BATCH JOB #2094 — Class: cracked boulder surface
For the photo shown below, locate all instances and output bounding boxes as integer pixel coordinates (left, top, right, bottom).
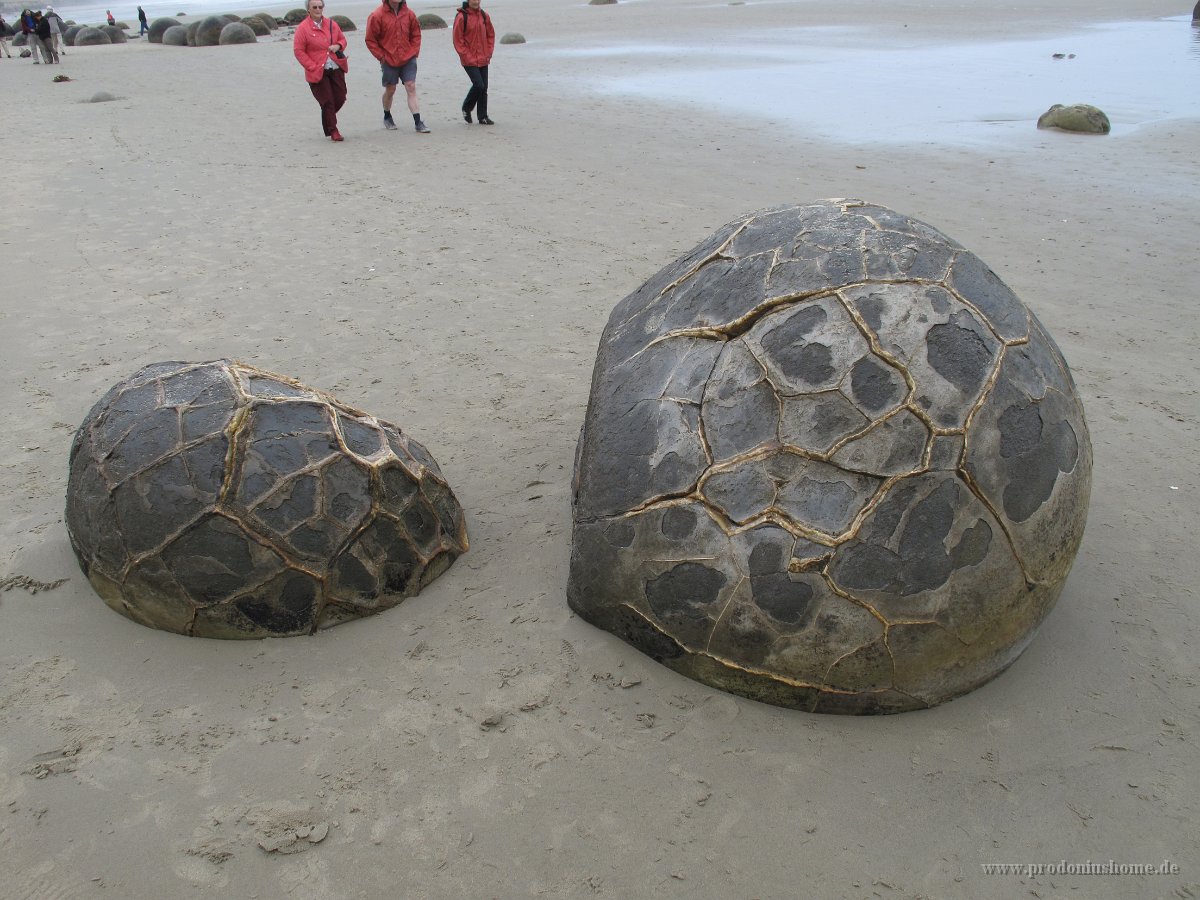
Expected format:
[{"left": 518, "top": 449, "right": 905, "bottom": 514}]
[
  {"left": 66, "top": 360, "right": 469, "bottom": 638},
  {"left": 568, "top": 199, "right": 1092, "bottom": 714}
]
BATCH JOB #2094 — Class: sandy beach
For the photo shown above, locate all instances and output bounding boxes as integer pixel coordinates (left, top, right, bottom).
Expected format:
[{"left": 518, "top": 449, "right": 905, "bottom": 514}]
[{"left": 2, "top": 0, "right": 1198, "bottom": 896}]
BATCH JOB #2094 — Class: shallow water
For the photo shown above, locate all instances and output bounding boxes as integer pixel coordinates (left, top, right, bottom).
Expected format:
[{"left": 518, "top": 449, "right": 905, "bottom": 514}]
[
  {"left": 40, "top": 0, "right": 278, "bottom": 26},
  {"left": 554, "top": 16, "right": 1200, "bottom": 146}
]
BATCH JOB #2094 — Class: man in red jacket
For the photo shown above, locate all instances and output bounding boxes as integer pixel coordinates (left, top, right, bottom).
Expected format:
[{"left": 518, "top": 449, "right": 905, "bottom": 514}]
[{"left": 365, "top": 0, "right": 429, "bottom": 133}]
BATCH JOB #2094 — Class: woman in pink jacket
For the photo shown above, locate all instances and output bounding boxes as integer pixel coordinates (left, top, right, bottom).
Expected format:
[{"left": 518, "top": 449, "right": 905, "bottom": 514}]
[
  {"left": 453, "top": 0, "right": 495, "bottom": 125},
  {"left": 294, "top": 0, "right": 350, "bottom": 141}
]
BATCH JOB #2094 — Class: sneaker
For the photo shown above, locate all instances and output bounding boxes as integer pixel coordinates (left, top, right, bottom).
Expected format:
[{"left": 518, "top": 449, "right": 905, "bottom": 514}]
[
  {"left": 383, "top": 112, "right": 397, "bottom": 130},
  {"left": 462, "top": 109, "right": 472, "bottom": 124},
  {"left": 414, "top": 120, "right": 430, "bottom": 134},
  {"left": 478, "top": 117, "right": 495, "bottom": 126},
  {"left": 330, "top": 130, "right": 344, "bottom": 142}
]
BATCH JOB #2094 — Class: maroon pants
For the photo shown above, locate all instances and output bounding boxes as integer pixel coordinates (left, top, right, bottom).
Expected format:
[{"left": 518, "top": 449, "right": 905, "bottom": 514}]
[{"left": 309, "top": 68, "right": 347, "bottom": 136}]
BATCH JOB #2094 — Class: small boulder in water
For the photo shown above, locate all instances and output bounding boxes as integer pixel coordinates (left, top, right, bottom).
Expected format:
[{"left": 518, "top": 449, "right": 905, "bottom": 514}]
[{"left": 1037, "top": 103, "right": 1110, "bottom": 135}]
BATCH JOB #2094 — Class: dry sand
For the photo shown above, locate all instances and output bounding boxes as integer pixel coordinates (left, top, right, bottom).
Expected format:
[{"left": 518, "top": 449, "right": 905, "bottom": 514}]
[{"left": 2, "top": 0, "right": 1197, "bottom": 897}]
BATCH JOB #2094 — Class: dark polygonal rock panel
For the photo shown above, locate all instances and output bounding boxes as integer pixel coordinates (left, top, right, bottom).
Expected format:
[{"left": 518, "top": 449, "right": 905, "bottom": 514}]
[
  {"left": 569, "top": 199, "right": 1092, "bottom": 713},
  {"left": 66, "top": 360, "right": 469, "bottom": 639}
]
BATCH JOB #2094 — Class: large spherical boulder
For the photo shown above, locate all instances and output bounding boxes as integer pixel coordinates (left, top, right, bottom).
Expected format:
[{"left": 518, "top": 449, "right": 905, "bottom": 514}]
[
  {"left": 417, "top": 13, "right": 446, "bottom": 28},
  {"left": 499, "top": 32, "right": 525, "bottom": 44},
  {"left": 253, "top": 12, "right": 278, "bottom": 28},
  {"left": 219, "top": 21, "right": 256, "bottom": 43},
  {"left": 63, "top": 24, "right": 83, "bottom": 44},
  {"left": 1037, "top": 103, "right": 1110, "bottom": 135},
  {"left": 186, "top": 20, "right": 201, "bottom": 44},
  {"left": 66, "top": 360, "right": 469, "bottom": 639},
  {"left": 195, "top": 14, "right": 229, "bottom": 45},
  {"left": 331, "top": 14, "right": 355, "bottom": 30},
  {"left": 148, "top": 16, "right": 180, "bottom": 42},
  {"left": 162, "top": 24, "right": 188, "bottom": 45},
  {"left": 283, "top": 8, "right": 307, "bottom": 24},
  {"left": 241, "top": 16, "right": 270, "bottom": 35},
  {"left": 101, "top": 24, "right": 127, "bottom": 42},
  {"left": 568, "top": 199, "right": 1092, "bottom": 714},
  {"left": 74, "top": 26, "right": 112, "bottom": 45},
  {"left": 13, "top": 32, "right": 27, "bottom": 46}
]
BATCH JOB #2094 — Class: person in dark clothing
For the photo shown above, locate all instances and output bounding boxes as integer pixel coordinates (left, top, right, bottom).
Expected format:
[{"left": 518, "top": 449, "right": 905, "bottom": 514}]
[
  {"left": 453, "top": 0, "right": 495, "bottom": 125},
  {"left": 137, "top": 5, "right": 148, "bottom": 35},
  {"left": 34, "top": 10, "right": 54, "bottom": 63}
]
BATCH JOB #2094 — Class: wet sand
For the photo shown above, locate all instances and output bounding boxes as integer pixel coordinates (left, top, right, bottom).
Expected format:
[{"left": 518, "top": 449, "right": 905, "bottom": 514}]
[{"left": 2, "top": 0, "right": 1197, "bottom": 896}]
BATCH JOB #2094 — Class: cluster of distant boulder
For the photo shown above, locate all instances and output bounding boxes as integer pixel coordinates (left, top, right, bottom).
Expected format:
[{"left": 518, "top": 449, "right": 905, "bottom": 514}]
[{"left": 148, "top": 12, "right": 295, "bottom": 47}]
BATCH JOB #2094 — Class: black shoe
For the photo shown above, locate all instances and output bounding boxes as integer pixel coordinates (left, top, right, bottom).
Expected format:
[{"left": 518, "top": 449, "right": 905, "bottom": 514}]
[
  {"left": 463, "top": 109, "right": 472, "bottom": 124},
  {"left": 383, "top": 112, "right": 397, "bottom": 130},
  {"left": 415, "top": 120, "right": 430, "bottom": 134},
  {"left": 478, "top": 117, "right": 495, "bottom": 125}
]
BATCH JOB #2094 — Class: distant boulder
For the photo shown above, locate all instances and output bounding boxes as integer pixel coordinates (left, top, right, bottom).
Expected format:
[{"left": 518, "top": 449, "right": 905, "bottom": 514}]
[
  {"left": 186, "top": 20, "right": 201, "bottom": 44},
  {"left": 331, "top": 13, "right": 355, "bottom": 30},
  {"left": 148, "top": 16, "right": 180, "bottom": 42},
  {"left": 241, "top": 15, "right": 270, "bottom": 35},
  {"left": 417, "top": 13, "right": 446, "bottom": 28},
  {"left": 222, "top": 12, "right": 242, "bottom": 20},
  {"left": 1194, "top": 0, "right": 1199, "bottom": 22},
  {"left": 12, "top": 32, "right": 27, "bottom": 45},
  {"left": 64, "top": 25, "right": 83, "bottom": 44},
  {"left": 162, "top": 24, "right": 188, "bottom": 45},
  {"left": 252, "top": 12, "right": 278, "bottom": 28},
  {"left": 101, "top": 25, "right": 127, "bottom": 42},
  {"left": 499, "top": 32, "right": 525, "bottom": 44},
  {"left": 589, "top": 0, "right": 617, "bottom": 5},
  {"left": 1037, "top": 103, "right": 1110, "bottom": 135},
  {"left": 195, "top": 14, "right": 229, "bottom": 45},
  {"left": 283, "top": 8, "right": 307, "bottom": 24},
  {"left": 74, "top": 26, "right": 112, "bottom": 45},
  {"left": 219, "top": 21, "right": 256, "bottom": 43}
]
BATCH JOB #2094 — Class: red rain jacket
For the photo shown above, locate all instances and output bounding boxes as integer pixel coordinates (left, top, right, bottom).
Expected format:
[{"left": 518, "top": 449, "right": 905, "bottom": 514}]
[
  {"left": 293, "top": 15, "right": 348, "bottom": 83},
  {"left": 453, "top": 5, "right": 494, "bottom": 67},
  {"left": 365, "top": 0, "right": 421, "bottom": 67}
]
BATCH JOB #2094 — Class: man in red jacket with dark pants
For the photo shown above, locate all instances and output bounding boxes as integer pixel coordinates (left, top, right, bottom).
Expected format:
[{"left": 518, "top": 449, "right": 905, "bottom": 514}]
[{"left": 365, "top": 0, "right": 429, "bottom": 133}]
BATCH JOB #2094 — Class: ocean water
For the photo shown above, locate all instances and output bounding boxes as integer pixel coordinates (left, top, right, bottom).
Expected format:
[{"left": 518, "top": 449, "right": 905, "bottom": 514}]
[
  {"left": 553, "top": 15, "right": 1200, "bottom": 145},
  {"left": 32, "top": 0, "right": 283, "bottom": 24}
]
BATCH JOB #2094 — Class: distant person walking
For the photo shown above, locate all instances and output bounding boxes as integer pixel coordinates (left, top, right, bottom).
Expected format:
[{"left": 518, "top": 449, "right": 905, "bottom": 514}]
[
  {"left": 20, "top": 9, "right": 43, "bottom": 64},
  {"left": 0, "top": 15, "right": 14, "bottom": 57},
  {"left": 293, "top": 0, "right": 349, "bottom": 141},
  {"left": 453, "top": 0, "right": 495, "bottom": 125},
  {"left": 137, "top": 5, "right": 148, "bottom": 35},
  {"left": 365, "top": 0, "right": 428, "bottom": 133},
  {"left": 45, "top": 5, "right": 63, "bottom": 60},
  {"left": 33, "top": 10, "right": 53, "bottom": 63}
]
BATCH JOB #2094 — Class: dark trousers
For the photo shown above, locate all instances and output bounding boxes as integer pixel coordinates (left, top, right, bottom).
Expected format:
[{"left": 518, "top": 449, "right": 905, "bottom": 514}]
[
  {"left": 309, "top": 68, "right": 347, "bottom": 136},
  {"left": 462, "top": 65, "right": 488, "bottom": 119}
]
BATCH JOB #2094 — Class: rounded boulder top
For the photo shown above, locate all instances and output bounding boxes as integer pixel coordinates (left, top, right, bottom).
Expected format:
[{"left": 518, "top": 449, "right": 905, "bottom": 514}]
[
  {"left": 66, "top": 360, "right": 469, "bottom": 639},
  {"left": 568, "top": 199, "right": 1092, "bottom": 714}
]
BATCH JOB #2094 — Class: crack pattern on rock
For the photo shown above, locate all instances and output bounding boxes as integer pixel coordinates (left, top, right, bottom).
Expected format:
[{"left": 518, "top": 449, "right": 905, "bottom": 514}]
[
  {"left": 569, "top": 200, "right": 1091, "bottom": 714},
  {"left": 66, "top": 360, "right": 470, "bottom": 639}
]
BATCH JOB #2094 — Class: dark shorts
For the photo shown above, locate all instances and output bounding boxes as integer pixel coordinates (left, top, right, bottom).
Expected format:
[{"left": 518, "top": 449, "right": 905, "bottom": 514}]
[{"left": 381, "top": 59, "right": 417, "bottom": 86}]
